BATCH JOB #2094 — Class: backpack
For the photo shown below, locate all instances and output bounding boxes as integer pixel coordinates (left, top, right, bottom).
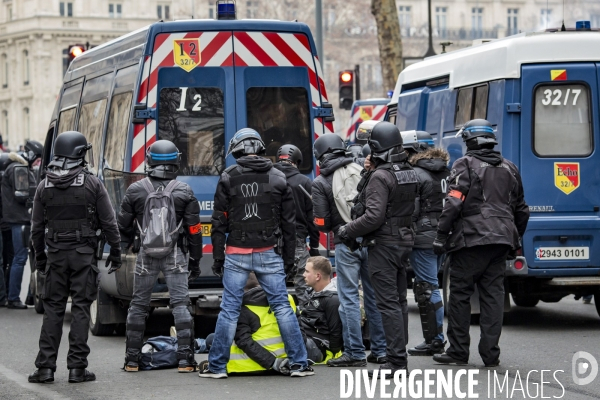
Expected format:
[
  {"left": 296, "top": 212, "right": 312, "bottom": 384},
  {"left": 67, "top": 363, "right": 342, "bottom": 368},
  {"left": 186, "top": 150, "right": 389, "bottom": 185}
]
[
  {"left": 140, "top": 336, "right": 178, "bottom": 370},
  {"left": 136, "top": 178, "right": 183, "bottom": 259},
  {"left": 332, "top": 162, "right": 364, "bottom": 223}
]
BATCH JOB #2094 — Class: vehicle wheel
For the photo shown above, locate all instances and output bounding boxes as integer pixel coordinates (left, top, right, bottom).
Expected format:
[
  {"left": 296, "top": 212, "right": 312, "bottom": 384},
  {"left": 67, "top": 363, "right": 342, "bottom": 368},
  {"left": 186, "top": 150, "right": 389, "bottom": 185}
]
[
  {"left": 89, "top": 287, "right": 116, "bottom": 336},
  {"left": 594, "top": 293, "right": 600, "bottom": 319},
  {"left": 511, "top": 293, "right": 539, "bottom": 307}
]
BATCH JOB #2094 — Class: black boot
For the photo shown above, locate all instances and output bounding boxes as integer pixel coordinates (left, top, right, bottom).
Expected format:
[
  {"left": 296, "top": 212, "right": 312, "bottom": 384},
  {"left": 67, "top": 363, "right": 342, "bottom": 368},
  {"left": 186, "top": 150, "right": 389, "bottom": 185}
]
[
  {"left": 433, "top": 352, "right": 468, "bottom": 365},
  {"left": 68, "top": 369, "right": 96, "bottom": 383},
  {"left": 28, "top": 368, "right": 54, "bottom": 383},
  {"left": 124, "top": 349, "right": 140, "bottom": 372},
  {"left": 177, "top": 346, "right": 197, "bottom": 373},
  {"left": 408, "top": 339, "right": 446, "bottom": 356}
]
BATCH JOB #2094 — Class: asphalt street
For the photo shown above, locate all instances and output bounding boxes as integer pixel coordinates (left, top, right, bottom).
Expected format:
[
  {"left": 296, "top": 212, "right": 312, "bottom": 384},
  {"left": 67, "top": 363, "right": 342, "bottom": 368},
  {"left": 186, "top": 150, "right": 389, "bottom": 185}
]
[{"left": 1, "top": 271, "right": 599, "bottom": 400}]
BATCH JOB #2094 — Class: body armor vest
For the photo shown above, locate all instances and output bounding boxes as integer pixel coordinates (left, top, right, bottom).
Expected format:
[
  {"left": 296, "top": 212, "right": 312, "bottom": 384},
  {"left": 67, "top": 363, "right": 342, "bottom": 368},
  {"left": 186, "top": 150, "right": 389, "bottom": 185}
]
[
  {"left": 226, "top": 165, "right": 280, "bottom": 248},
  {"left": 44, "top": 173, "right": 97, "bottom": 248},
  {"left": 418, "top": 168, "right": 450, "bottom": 228}
]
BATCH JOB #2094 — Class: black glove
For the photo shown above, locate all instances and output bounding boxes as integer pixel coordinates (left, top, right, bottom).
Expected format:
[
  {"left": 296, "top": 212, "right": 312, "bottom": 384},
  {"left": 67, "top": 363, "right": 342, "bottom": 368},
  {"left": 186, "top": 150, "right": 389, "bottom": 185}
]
[
  {"left": 106, "top": 247, "right": 122, "bottom": 274},
  {"left": 337, "top": 225, "right": 359, "bottom": 251},
  {"left": 284, "top": 263, "right": 296, "bottom": 281},
  {"left": 433, "top": 232, "right": 448, "bottom": 256},
  {"left": 212, "top": 259, "right": 224, "bottom": 278},
  {"left": 35, "top": 252, "right": 47, "bottom": 274},
  {"left": 309, "top": 248, "right": 320, "bottom": 257},
  {"left": 507, "top": 249, "right": 517, "bottom": 261},
  {"left": 188, "top": 257, "right": 200, "bottom": 282}
]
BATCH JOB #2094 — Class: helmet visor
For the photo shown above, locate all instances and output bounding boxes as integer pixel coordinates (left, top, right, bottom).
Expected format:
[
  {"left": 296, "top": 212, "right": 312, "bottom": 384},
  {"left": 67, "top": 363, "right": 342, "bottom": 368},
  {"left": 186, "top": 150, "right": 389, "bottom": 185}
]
[{"left": 356, "top": 120, "right": 380, "bottom": 141}]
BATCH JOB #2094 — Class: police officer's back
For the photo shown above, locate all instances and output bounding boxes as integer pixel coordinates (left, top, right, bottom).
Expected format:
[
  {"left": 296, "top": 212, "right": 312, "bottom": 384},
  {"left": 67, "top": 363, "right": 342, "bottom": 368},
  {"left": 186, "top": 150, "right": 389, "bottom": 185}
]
[
  {"left": 29, "top": 131, "right": 121, "bottom": 384},
  {"left": 432, "top": 119, "right": 529, "bottom": 367}
]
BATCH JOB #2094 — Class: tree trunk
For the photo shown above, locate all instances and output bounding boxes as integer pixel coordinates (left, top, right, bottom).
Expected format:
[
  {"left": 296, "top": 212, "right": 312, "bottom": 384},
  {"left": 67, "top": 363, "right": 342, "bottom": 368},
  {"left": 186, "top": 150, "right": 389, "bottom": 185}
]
[{"left": 371, "top": 0, "right": 403, "bottom": 95}]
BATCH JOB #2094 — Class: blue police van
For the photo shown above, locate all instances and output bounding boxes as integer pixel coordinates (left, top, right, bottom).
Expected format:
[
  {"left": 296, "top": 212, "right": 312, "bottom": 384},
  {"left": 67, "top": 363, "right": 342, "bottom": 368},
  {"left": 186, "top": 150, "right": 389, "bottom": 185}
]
[
  {"left": 387, "top": 24, "right": 600, "bottom": 318},
  {"left": 31, "top": 3, "right": 335, "bottom": 334}
]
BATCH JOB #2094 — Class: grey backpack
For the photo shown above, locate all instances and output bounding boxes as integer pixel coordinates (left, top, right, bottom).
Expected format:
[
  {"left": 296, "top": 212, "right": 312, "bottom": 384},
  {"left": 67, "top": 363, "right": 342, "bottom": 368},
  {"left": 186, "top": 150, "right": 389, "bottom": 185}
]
[{"left": 136, "top": 178, "right": 183, "bottom": 259}]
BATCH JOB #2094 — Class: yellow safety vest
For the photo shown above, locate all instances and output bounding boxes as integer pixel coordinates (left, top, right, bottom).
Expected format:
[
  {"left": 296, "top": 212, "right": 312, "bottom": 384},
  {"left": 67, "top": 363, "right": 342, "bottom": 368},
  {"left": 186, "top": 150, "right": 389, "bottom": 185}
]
[{"left": 227, "top": 295, "right": 296, "bottom": 373}]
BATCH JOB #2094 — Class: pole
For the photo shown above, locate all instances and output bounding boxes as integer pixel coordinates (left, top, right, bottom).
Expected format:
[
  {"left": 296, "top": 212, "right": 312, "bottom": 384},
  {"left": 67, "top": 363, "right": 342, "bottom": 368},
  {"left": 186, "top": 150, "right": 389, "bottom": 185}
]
[
  {"left": 315, "top": 0, "right": 324, "bottom": 72},
  {"left": 424, "top": 0, "right": 436, "bottom": 57},
  {"left": 354, "top": 64, "right": 361, "bottom": 101},
  {"left": 192, "top": 0, "right": 195, "bottom": 18}
]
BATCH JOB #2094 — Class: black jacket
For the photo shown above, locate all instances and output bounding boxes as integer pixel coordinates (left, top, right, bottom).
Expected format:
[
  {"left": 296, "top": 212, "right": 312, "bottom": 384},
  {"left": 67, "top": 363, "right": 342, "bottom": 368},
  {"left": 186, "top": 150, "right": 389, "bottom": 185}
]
[
  {"left": 438, "top": 149, "right": 530, "bottom": 252},
  {"left": 117, "top": 176, "right": 202, "bottom": 261},
  {"left": 273, "top": 162, "right": 319, "bottom": 249},
  {"left": 31, "top": 167, "right": 121, "bottom": 254},
  {"left": 409, "top": 149, "right": 451, "bottom": 249},
  {"left": 211, "top": 156, "right": 296, "bottom": 265},
  {"left": 299, "top": 285, "right": 343, "bottom": 355},
  {"left": 1, "top": 154, "right": 35, "bottom": 225},
  {"left": 311, "top": 154, "right": 354, "bottom": 243}
]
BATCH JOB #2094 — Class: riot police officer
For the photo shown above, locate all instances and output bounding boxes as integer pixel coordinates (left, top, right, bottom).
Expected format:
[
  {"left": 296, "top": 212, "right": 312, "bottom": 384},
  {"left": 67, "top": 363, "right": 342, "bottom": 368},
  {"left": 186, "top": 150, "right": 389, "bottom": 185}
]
[
  {"left": 200, "top": 128, "right": 312, "bottom": 378},
  {"left": 402, "top": 131, "right": 450, "bottom": 356},
  {"left": 29, "top": 131, "right": 121, "bottom": 383},
  {"left": 338, "top": 121, "right": 418, "bottom": 375},
  {"left": 432, "top": 119, "right": 529, "bottom": 367},
  {"left": 118, "top": 140, "right": 202, "bottom": 373},
  {"left": 273, "top": 144, "right": 320, "bottom": 307}
]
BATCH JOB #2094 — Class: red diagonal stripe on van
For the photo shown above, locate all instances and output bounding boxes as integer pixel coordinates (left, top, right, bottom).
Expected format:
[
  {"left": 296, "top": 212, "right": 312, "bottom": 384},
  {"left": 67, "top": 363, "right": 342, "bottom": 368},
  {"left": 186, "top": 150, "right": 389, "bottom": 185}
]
[
  {"left": 373, "top": 107, "right": 386, "bottom": 121},
  {"left": 201, "top": 31, "right": 230, "bottom": 66},
  {"left": 152, "top": 31, "right": 172, "bottom": 52},
  {"left": 131, "top": 134, "right": 156, "bottom": 172},
  {"left": 234, "top": 32, "right": 277, "bottom": 66},
  {"left": 294, "top": 33, "right": 311, "bottom": 51}
]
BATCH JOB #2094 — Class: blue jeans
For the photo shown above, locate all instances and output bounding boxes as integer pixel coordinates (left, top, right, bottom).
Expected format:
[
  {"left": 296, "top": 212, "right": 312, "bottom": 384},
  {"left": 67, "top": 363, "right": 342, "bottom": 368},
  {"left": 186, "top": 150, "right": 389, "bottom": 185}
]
[
  {"left": 335, "top": 243, "right": 387, "bottom": 359},
  {"left": 8, "top": 224, "right": 28, "bottom": 302},
  {"left": 409, "top": 248, "right": 444, "bottom": 341},
  {"left": 208, "top": 249, "right": 307, "bottom": 373}
]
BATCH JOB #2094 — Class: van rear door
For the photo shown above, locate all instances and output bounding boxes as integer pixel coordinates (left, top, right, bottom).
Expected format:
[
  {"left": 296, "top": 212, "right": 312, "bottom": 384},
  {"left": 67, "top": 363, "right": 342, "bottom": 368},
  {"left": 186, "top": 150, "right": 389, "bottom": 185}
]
[{"left": 520, "top": 63, "right": 600, "bottom": 270}]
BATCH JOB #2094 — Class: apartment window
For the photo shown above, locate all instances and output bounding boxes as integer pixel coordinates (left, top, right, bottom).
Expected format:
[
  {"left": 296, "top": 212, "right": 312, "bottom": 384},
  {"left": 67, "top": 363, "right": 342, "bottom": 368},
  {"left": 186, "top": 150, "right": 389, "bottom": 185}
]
[
  {"left": 471, "top": 8, "right": 483, "bottom": 39},
  {"left": 541, "top": 9, "right": 552, "bottom": 29},
  {"left": 436, "top": 7, "right": 447, "bottom": 38},
  {"left": 22, "top": 50, "right": 29, "bottom": 86},
  {"left": 208, "top": 1, "right": 215, "bottom": 19},
  {"left": 157, "top": 4, "right": 170, "bottom": 20},
  {"left": 2, "top": 54, "right": 7, "bottom": 89},
  {"left": 109, "top": 3, "right": 122, "bottom": 18},
  {"left": 3, "top": 111, "right": 7, "bottom": 144},
  {"left": 246, "top": 1, "right": 259, "bottom": 19},
  {"left": 23, "top": 108, "right": 29, "bottom": 138},
  {"left": 398, "top": 6, "right": 412, "bottom": 36},
  {"left": 60, "top": 2, "right": 73, "bottom": 17},
  {"left": 6, "top": 5, "right": 12, "bottom": 21},
  {"left": 507, "top": 9, "right": 518, "bottom": 36}
]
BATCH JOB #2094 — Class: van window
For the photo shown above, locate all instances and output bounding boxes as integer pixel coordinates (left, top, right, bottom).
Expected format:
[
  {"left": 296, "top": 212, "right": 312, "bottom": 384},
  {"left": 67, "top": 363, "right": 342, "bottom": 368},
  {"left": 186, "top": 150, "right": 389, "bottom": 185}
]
[
  {"left": 57, "top": 107, "right": 77, "bottom": 134},
  {"left": 246, "top": 87, "right": 312, "bottom": 174},
  {"left": 78, "top": 99, "right": 108, "bottom": 168},
  {"left": 534, "top": 84, "right": 592, "bottom": 157},
  {"left": 104, "top": 92, "right": 132, "bottom": 171},
  {"left": 455, "top": 84, "right": 488, "bottom": 127},
  {"left": 158, "top": 87, "right": 225, "bottom": 176}
]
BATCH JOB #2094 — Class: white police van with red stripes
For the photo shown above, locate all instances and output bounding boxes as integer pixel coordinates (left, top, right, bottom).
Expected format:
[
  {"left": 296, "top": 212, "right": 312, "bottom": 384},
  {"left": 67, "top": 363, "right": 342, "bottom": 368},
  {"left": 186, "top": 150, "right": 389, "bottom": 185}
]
[{"left": 34, "top": 2, "right": 335, "bottom": 335}]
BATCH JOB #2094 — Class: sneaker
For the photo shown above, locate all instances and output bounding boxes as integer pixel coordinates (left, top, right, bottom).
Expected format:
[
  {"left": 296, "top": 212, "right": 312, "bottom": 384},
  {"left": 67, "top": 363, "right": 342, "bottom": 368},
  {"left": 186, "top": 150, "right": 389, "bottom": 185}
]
[
  {"left": 178, "top": 359, "right": 197, "bottom": 373},
  {"left": 290, "top": 364, "right": 315, "bottom": 377},
  {"left": 124, "top": 361, "right": 139, "bottom": 372},
  {"left": 198, "top": 361, "right": 227, "bottom": 379},
  {"left": 367, "top": 354, "right": 387, "bottom": 364},
  {"left": 327, "top": 353, "right": 367, "bottom": 367}
]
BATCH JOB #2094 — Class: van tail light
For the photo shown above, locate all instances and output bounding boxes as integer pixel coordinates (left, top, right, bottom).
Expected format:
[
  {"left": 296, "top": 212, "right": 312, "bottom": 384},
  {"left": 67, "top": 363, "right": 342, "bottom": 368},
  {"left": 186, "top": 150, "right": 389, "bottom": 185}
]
[
  {"left": 517, "top": 248, "right": 523, "bottom": 256},
  {"left": 514, "top": 260, "right": 524, "bottom": 270}
]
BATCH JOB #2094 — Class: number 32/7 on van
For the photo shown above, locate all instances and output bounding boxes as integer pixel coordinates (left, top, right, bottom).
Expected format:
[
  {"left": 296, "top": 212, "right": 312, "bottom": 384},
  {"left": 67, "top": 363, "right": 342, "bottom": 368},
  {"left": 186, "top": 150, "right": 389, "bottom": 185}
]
[{"left": 541, "top": 88, "right": 581, "bottom": 106}]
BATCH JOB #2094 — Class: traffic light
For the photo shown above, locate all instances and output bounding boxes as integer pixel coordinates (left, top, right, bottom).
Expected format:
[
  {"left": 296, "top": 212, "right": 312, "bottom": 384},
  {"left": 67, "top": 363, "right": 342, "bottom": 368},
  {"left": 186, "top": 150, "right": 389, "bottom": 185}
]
[
  {"left": 68, "top": 44, "right": 86, "bottom": 64},
  {"left": 339, "top": 70, "right": 354, "bottom": 110}
]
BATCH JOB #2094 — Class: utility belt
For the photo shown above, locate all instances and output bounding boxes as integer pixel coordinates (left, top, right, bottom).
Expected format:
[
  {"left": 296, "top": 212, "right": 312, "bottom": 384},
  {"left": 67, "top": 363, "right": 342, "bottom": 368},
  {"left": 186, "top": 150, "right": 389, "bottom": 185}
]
[
  {"left": 417, "top": 212, "right": 442, "bottom": 228},
  {"left": 47, "top": 220, "right": 97, "bottom": 244},
  {"left": 230, "top": 218, "right": 277, "bottom": 242}
]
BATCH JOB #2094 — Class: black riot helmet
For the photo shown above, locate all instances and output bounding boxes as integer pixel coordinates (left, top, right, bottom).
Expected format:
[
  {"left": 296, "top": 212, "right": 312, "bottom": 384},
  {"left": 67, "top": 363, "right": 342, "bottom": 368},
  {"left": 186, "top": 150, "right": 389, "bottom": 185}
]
[
  {"left": 145, "top": 140, "right": 181, "bottom": 179},
  {"left": 356, "top": 120, "right": 404, "bottom": 163},
  {"left": 346, "top": 144, "right": 363, "bottom": 159},
  {"left": 24, "top": 140, "right": 43, "bottom": 164},
  {"left": 227, "top": 128, "right": 266, "bottom": 159},
  {"left": 48, "top": 131, "right": 91, "bottom": 170},
  {"left": 457, "top": 119, "right": 497, "bottom": 150},
  {"left": 277, "top": 144, "right": 303, "bottom": 166},
  {"left": 401, "top": 130, "right": 434, "bottom": 154},
  {"left": 313, "top": 133, "right": 346, "bottom": 160}
]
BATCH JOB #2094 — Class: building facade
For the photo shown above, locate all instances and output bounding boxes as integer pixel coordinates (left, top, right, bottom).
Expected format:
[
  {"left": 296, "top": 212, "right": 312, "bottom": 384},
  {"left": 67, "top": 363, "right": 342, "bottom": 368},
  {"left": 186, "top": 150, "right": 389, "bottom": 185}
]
[{"left": 0, "top": 0, "right": 598, "bottom": 146}]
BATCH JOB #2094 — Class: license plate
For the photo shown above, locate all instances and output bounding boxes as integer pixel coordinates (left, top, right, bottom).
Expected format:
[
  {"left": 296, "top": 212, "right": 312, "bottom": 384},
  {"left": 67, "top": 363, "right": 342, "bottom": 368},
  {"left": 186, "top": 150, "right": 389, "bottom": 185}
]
[
  {"left": 202, "top": 224, "right": 211, "bottom": 237},
  {"left": 534, "top": 247, "right": 589, "bottom": 260}
]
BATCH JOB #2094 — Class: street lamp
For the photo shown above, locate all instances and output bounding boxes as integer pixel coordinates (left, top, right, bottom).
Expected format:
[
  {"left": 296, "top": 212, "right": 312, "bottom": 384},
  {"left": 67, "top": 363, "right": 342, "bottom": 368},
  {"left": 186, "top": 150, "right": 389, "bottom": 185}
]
[{"left": 424, "top": 0, "right": 436, "bottom": 57}]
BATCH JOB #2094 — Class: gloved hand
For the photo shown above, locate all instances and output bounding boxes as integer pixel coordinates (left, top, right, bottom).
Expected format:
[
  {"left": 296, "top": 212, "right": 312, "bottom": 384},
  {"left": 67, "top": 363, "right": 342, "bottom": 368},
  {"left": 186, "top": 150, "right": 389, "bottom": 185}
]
[
  {"left": 106, "top": 247, "right": 122, "bottom": 274},
  {"left": 337, "top": 225, "right": 350, "bottom": 242},
  {"left": 188, "top": 257, "right": 201, "bottom": 282},
  {"left": 272, "top": 358, "right": 290, "bottom": 375},
  {"left": 433, "top": 232, "right": 448, "bottom": 256},
  {"left": 285, "top": 263, "right": 296, "bottom": 281},
  {"left": 212, "top": 259, "right": 224, "bottom": 278},
  {"left": 507, "top": 249, "right": 517, "bottom": 261},
  {"left": 35, "top": 252, "right": 47, "bottom": 274},
  {"left": 309, "top": 248, "right": 320, "bottom": 257}
]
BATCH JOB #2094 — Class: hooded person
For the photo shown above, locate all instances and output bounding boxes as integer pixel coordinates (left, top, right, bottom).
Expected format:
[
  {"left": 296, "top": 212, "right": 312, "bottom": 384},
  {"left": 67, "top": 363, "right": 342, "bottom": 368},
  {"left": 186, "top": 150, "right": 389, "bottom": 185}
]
[{"left": 29, "top": 131, "right": 121, "bottom": 384}]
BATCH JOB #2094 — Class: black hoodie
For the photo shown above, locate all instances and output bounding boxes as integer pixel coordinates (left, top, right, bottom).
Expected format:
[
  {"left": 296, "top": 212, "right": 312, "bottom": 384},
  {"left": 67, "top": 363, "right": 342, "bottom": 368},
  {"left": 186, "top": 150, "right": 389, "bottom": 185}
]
[
  {"left": 273, "top": 162, "right": 320, "bottom": 249},
  {"left": 211, "top": 156, "right": 296, "bottom": 265},
  {"left": 311, "top": 154, "right": 354, "bottom": 243}
]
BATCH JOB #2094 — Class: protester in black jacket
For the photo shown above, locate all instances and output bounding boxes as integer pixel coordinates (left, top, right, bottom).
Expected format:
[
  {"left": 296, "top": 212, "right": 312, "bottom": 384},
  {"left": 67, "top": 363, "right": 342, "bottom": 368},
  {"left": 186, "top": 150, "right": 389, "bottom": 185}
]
[{"left": 273, "top": 144, "right": 320, "bottom": 307}]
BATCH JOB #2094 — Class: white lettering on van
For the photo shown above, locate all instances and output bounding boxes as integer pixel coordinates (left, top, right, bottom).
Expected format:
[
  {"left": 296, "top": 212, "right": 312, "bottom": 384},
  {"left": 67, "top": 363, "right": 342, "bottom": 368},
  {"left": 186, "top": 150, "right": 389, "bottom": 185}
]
[
  {"left": 198, "top": 201, "right": 214, "bottom": 211},
  {"left": 176, "top": 87, "right": 202, "bottom": 112}
]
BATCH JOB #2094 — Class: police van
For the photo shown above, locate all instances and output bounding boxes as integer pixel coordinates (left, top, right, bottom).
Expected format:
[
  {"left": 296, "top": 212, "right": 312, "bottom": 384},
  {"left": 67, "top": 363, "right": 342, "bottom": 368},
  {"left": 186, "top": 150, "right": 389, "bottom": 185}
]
[
  {"left": 387, "top": 23, "right": 600, "bottom": 318},
  {"left": 33, "top": 3, "right": 335, "bottom": 334},
  {"left": 344, "top": 98, "right": 389, "bottom": 144}
]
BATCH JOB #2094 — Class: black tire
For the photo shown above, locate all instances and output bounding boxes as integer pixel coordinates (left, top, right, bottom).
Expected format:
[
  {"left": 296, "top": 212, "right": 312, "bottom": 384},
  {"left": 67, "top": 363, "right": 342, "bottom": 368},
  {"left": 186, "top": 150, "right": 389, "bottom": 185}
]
[
  {"left": 594, "top": 293, "right": 600, "bottom": 319},
  {"left": 89, "top": 287, "right": 116, "bottom": 336},
  {"left": 511, "top": 293, "right": 539, "bottom": 307}
]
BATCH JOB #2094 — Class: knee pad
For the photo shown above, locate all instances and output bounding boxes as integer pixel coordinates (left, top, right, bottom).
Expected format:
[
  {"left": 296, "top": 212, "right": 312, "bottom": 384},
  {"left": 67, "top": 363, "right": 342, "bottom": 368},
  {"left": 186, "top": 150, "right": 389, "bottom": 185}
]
[{"left": 414, "top": 282, "right": 443, "bottom": 342}]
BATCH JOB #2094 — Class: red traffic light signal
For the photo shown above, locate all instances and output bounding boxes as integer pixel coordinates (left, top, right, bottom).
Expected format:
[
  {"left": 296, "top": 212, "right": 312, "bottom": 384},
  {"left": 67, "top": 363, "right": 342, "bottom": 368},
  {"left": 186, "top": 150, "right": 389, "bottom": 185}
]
[
  {"left": 340, "top": 71, "right": 353, "bottom": 83},
  {"left": 339, "top": 70, "right": 354, "bottom": 110}
]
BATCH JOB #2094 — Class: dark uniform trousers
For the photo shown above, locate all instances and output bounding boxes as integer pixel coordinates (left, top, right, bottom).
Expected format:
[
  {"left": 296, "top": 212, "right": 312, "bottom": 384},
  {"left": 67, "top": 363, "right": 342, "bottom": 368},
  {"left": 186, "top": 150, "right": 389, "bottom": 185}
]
[
  {"left": 446, "top": 244, "right": 510, "bottom": 365},
  {"left": 368, "top": 244, "right": 410, "bottom": 368},
  {"left": 35, "top": 247, "right": 98, "bottom": 371}
]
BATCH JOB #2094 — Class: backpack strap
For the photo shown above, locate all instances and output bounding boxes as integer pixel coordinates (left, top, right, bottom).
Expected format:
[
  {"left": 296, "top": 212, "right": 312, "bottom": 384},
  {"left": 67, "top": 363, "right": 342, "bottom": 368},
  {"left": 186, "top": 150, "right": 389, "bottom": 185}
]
[
  {"left": 140, "top": 177, "right": 156, "bottom": 194},
  {"left": 163, "top": 179, "right": 184, "bottom": 233}
]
